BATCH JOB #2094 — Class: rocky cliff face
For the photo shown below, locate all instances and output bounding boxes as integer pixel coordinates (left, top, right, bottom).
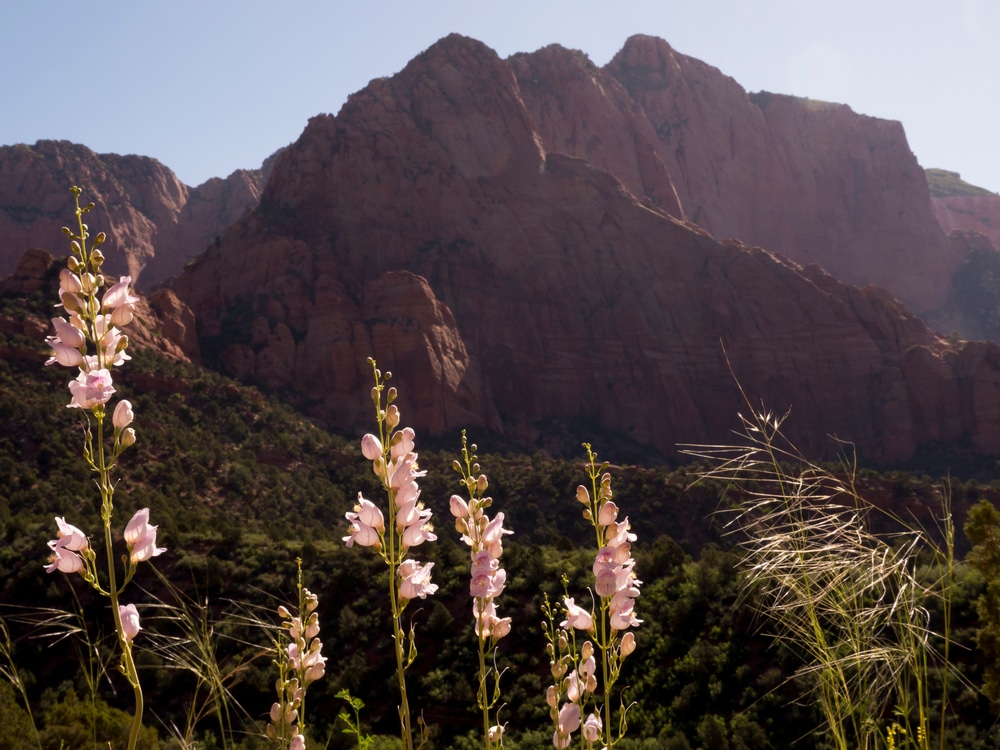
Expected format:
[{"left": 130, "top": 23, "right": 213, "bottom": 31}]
[
  {"left": 932, "top": 195, "right": 1000, "bottom": 250},
  {"left": 0, "top": 140, "right": 271, "bottom": 288},
  {"left": 604, "top": 36, "right": 959, "bottom": 313},
  {"left": 168, "top": 33, "right": 1000, "bottom": 462}
]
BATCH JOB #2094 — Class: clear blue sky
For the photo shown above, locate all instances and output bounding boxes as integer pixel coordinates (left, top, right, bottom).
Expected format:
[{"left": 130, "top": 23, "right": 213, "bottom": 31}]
[{"left": 3, "top": 0, "right": 997, "bottom": 192}]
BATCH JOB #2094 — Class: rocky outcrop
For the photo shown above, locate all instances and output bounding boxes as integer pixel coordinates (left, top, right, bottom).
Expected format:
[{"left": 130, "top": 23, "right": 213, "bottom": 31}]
[
  {"left": 169, "top": 34, "right": 1000, "bottom": 462},
  {"left": 0, "top": 140, "right": 271, "bottom": 288}
]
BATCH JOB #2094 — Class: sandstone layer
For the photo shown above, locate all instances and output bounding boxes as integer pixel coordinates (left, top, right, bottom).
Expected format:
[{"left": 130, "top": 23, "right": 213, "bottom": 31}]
[{"left": 169, "top": 34, "right": 1000, "bottom": 462}]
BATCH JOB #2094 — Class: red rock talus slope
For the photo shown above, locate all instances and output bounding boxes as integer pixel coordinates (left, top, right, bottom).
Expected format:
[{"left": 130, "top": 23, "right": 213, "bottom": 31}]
[
  {"left": 169, "top": 34, "right": 1000, "bottom": 462},
  {"left": 0, "top": 140, "right": 269, "bottom": 287}
]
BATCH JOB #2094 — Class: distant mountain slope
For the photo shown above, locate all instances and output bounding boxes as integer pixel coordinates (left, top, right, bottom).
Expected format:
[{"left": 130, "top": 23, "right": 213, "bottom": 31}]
[
  {"left": 167, "top": 33, "right": 1000, "bottom": 463},
  {"left": 0, "top": 140, "right": 276, "bottom": 287}
]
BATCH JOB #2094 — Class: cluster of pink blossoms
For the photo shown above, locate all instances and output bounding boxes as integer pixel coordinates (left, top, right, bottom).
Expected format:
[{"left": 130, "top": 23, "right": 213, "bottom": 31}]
[
  {"left": 45, "top": 505, "right": 165, "bottom": 578},
  {"left": 590, "top": 513, "right": 642, "bottom": 631},
  {"left": 47, "top": 270, "right": 138, "bottom": 409},
  {"left": 345, "top": 410, "right": 437, "bottom": 601},
  {"left": 450, "top": 491, "right": 513, "bottom": 641},
  {"left": 549, "top": 466, "right": 641, "bottom": 749}
]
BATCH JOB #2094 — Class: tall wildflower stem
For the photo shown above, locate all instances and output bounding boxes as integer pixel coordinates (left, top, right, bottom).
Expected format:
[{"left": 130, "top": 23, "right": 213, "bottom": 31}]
[
  {"left": 44, "top": 187, "right": 160, "bottom": 750},
  {"left": 450, "top": 432, "right": 511, "bottom": 748},
  {"left": 345, "top": 359, "right": 438, "bottom": 750}
]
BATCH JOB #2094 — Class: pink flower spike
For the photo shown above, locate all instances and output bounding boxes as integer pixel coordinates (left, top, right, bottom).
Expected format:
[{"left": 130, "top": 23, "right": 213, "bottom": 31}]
[{"left": 119, "top": 603, "right": 141, "bottom": 642}]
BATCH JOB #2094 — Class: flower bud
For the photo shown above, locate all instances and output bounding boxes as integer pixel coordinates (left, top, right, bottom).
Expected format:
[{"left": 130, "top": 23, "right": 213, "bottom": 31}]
[
  {"left": 477, "top": 474, "right": 488, "bottom": 494},
  {"left": 91, "top": 248, "right": 105, "bottom": 266},
  {"left": 120, "top": 428, "right": 137, "bottom": 448},
  {"left": 113, "top": 399, "right": 134, "bottom": 430},
  {"left": 387, "top": 386, "right": 397, "bottom": 403},
  {"left": 94, "top": 231, "right": 106, "bottom": 246},
  {"left": 546, "top": 685, "right": 558, "bottom": 708},
  {"left": 620, "top": 631, "right": 637, "bottom": 657},
  {"left": 361, "top": 433, "right": 383, "bottom": 461},
  {"left": 576, "top": 485, "right": 590, "bottom": 504},
  {"left": 386, "top": 404, "right": 400, "bottom": 430},
  {"left": 119, "top": 603, "right": 141, "bottom": 642}
]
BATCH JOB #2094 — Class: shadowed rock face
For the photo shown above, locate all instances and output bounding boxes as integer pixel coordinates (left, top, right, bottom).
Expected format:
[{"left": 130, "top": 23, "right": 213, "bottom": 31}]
[
  {"left": 0, "top": 140, "right": 272, "bottom": 288},
  {"left": 167, "top": 34, "right": 1000, "bottom": 462}
]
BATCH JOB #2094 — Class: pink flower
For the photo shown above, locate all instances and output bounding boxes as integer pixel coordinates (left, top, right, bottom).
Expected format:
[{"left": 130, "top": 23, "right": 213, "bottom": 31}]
[
  {"left": 290, "top": 735, "right": 306, "bottom": 750},
  {"left": 45, "top": 339, "right": 84, "bottom": 367},
  {"left": 561, "top": 598, "right": 594, "bottom": 631},
  {"left": 397, "top": 559, "right": 438, "bottom": 600},
  {"left": 554, "top": 703, "right": 581, "bottom": 748},
  {"left": 343, "top": 519, "right": 381, "bottom": 548},
  {"left": 349, "top": 494, "right": 385, "bottom": 530},
  {"left": 53, "top": 517, "right": 88, "bottom": 551},
  {"left": 582, "top": 712, "right": 603, "bottom": 744},
  {"left": 609, "top": 599, "right": 642, "bottom": 631},
  {"left": 67, "top": 367, "right": 115, "bottom": 409},
  {"left": 119, "top": 603, "right": 141, "bottom": 642},
  {"left": 124, "top": 508, "right": 166, "bottom": 563},
  {"left": 401, "top": 515, "right": 437, "bottom": 548},
  {"left": 597, "top": 501, "right": 619, "bottom": 526},
  {"left": 45, "top": 544, "right": 84, "bottom": 574},
  {"left": 124, "top": 508, "right": 149, "bottom": 544},
  {"left": 102, "top": 276, "right": 139, "bottom": 326},
  {"left": 343, "top": 493, "right": 384, "bottom": 546},
  {"left": 620, "top": 631, "right": 637, "bottom": 657},
  {"left": 390, "top": 427, "right": 415, "bottom": 458}
]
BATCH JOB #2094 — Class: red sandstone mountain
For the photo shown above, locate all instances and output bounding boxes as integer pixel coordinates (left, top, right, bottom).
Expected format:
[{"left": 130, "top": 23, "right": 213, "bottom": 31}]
[
  {"left": 167, "top": 34, "right": 1000, "bottom": 462},
  {"left": 0, "top": 140, "right": 274, "bottom": 288},
  {"left": 496, "top": 36, "right": 964, "bottom": 313}
]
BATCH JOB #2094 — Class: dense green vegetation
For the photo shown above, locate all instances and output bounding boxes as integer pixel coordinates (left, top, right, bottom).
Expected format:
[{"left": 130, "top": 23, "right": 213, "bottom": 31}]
[{"left": 2, "top": 281, "right": 1000, "bottom": 748}]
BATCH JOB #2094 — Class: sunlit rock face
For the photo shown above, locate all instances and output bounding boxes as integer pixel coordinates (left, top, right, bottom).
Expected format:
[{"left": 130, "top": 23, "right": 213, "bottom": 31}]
[
  {"left": 0, "top": 139, "right": 270, "bottom": 288},
  {"left": 166, "top": 34, "right": 1000, "bottom": 462}
]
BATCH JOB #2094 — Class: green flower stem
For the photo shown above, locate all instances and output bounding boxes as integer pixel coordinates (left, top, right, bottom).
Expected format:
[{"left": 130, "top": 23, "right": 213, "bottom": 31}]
[{"left": 96, "top": 413, "right": 144, "bottom": 750}]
